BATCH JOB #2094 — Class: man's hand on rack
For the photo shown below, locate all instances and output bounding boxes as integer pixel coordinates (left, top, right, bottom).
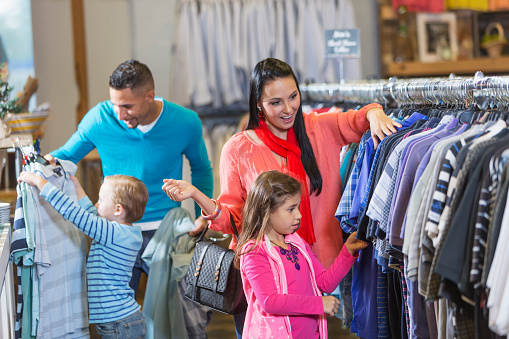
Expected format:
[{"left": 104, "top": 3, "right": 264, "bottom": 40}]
[
  {"left": 43, "top": 154, "right": 57, "bottom": 166},
  {"left": 18, "top": 171, "right": 48, "bottom": 191}
]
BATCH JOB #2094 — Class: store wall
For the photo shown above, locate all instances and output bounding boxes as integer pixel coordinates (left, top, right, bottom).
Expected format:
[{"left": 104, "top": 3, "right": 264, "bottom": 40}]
[
  {"left": 31, "top": 0, "right": 131, "bottom": 155},
  {"left": 130, "top": 0, "right": 178, "bottom": 100},
  {"left": 136, "top": 0, "right": 382, "bottom": 96},
  {"left": 84, "top": 1, "right": 131, "bottom": 112},
  {"left": 353, "top": 0, "right": 381, "bottom": 80},
  {"left": 31, "top": 0, "right": 77, "bottom": 155},
  {"left": 31, "top": 0, "right": 380, "bottom": 155}
]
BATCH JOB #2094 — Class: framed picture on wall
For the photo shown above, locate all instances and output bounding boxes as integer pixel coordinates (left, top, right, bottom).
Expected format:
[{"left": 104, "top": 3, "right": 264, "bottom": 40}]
[
  {"left": 417, "top": 12, "right": 458, "bottom": 62},
  {"left": 472, "top": 10, "right": 509, "bottom": 58}
]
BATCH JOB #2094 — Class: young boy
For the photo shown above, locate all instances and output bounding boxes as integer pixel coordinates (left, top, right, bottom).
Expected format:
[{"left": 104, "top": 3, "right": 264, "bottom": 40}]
[{"left": 18, "top": 171, "right": 149, "bottom": 339}]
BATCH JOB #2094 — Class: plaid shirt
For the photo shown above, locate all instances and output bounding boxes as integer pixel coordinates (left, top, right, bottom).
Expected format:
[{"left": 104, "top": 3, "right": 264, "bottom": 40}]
[
  {"left": 336, "top": 138, "right": 367, "bottom": 232},
  {"left": 360, "top": 138, "right": 386, "bottom": 216}
]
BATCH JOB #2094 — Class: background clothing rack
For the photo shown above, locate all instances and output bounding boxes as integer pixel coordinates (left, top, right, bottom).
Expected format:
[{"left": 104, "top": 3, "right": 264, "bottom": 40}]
[{"left": 300, "top": 71, "right": 509, "bottom": 110}]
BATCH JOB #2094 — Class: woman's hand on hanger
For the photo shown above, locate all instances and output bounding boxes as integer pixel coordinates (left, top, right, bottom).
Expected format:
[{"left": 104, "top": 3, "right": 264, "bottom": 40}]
[{"left": 366, "top": 107, "right": 401, "bottom": 149}]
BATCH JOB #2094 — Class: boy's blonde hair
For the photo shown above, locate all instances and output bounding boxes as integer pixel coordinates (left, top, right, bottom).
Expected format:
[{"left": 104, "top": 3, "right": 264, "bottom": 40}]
[{"left": 103, "top": 175, "right": 149, "bottom": 223}]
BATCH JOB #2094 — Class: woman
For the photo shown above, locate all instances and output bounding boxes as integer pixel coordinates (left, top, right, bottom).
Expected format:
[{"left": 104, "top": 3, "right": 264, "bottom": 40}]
[{"left": 163, "top": 58, "right": 400, "bottom": 337}]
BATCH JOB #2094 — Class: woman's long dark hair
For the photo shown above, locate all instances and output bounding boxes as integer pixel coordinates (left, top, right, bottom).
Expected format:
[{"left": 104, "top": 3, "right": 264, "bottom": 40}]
[{"left": 247, "top": 58, "right": 322, "bottom": 195}]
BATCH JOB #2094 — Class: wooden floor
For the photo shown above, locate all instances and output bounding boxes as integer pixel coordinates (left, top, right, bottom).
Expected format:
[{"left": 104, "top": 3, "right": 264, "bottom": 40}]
[
  {"left": 91, "top": 273, "right": 360, "bottom": 339},
  {"left": 206, "top": 310, "right": 360, "bottom": 339}
]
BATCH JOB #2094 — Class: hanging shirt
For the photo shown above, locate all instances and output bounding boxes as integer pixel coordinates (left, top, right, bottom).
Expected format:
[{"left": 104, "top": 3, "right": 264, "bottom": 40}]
[
  {"left": 30, "top": 160, "right": 89, "bottom": 339},
  {"left": 389, "top": 119, "right": 459, "bottom": 247},
  {"left": 336, "top": 136, "right": 368, "bottom": 233},
  {"left": 470, "top": 149, "right": 509, "bottom": 286},
  {"left": 428, "top": 126, "right": 509, "bottom": 300},
  {"left": 364, "top": 113, "right": 428, "bottom": 233}
]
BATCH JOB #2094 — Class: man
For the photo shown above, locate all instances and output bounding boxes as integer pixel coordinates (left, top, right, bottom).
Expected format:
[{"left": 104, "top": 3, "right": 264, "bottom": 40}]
[{"left": 45, "top": 59, "right": 213, "bottom": 297}]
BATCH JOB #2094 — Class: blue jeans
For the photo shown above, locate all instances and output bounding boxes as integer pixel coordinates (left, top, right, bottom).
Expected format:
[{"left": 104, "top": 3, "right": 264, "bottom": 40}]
[
  {"left": 95, "top": 310, "right": 146, "bottom": 339},
  {"left": 233, "top": 311, "right": 246, "bottom": 339},
  {"left": 129, "top": 230, "right": 156, "bottom": 298}
]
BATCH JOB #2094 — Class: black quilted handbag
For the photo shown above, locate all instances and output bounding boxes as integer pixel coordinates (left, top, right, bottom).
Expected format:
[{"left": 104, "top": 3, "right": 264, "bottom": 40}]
[{"left": 184, "top": 214, "right": 247, "bottom": 315}]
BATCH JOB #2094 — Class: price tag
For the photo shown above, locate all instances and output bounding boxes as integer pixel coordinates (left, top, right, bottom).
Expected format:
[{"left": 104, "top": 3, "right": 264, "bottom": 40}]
[{"left": 325, "top": 29, "right": 360, "bottom": 59}]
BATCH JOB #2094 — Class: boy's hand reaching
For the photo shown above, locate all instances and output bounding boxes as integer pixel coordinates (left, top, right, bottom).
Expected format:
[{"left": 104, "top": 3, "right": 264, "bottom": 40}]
[
  {"left": 18, "top": 171, "right": 48, "bottom": 190},
  {"left": 69, "top": 175, "right": 87, "bottom": 200},
  {"left": 344, "top": 231, "right": 369, "bottom": 256}
]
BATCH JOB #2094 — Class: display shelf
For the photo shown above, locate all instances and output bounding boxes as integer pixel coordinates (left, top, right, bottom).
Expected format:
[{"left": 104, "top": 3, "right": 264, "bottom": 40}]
[
  {"left": 0, "top": 188, "right": 17, "bottom": 217},
  {"left": 0, "top": 188, "right": 17, "bottom": 201},
  {"left": 387, "top": 56, "right": 509, "bottom": 77}
]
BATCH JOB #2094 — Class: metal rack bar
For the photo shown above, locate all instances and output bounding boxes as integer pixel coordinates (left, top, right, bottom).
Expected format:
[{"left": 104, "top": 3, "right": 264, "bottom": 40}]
[{"left": 300, "top": 71, "right": 509, "bottom": 109}]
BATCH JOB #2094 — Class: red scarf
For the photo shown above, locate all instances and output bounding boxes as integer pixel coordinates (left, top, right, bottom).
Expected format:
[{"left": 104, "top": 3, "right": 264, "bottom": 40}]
[{"left": 254, "top": 118, "right": 316, "bottom": 244}]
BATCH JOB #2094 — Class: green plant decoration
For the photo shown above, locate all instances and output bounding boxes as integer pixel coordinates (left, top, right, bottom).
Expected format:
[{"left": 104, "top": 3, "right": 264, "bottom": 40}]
[
  {"left": 0, "top": 62, "right": 21, "bottom": 119},
  {"left": 481, "top": 33, "right": 508, "bottom": 45}
]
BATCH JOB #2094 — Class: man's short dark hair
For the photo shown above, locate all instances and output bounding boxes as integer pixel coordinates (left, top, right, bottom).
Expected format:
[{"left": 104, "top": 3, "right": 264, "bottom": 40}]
[{"left": 109, "top": 59, "right": 154, "bottom": 91}]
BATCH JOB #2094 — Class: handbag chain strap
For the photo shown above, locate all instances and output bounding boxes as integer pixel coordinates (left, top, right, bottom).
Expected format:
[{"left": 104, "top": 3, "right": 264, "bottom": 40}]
[{"left": 196, "top": 213, "right": 239, "bottom": 243}]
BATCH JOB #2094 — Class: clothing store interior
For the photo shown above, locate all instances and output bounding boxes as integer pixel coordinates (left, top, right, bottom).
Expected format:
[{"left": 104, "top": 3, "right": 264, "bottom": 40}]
[{"left": 2, "top": 0, "right": 509, "bottom": 338}]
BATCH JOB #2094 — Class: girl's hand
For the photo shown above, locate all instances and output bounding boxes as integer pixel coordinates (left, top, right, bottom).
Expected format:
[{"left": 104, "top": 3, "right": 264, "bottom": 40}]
[
  {"left": 18, "top": 171, "right": 47, "bottom": 190},
  {"left": 189, "top": 216, "right": 208, "bottom": 236},
  {"left": 366, "top": 107, "right": 401, "bottom": 149},
  {"left": 344, "top": 231, "right": 369, "bottom": 256},
  {"left": 321, "top": 295, "right": 340, "bottom": 317},
  {"left": 162, "top": 179, "right": 196, "bottom": 201}
]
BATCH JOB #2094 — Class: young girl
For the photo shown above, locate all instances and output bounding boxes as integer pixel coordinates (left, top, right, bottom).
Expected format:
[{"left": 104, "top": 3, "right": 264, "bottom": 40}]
[{"left": 236, "top": 170, "right": 368, "bottom": 339}]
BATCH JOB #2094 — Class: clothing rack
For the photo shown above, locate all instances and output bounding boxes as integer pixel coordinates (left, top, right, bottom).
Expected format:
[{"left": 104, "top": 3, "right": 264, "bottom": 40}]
[
  {"left": 195, "top": 103, "right": 248, "bottom": 131},
  {"left": 300, "top": 71, "right": 509, "bottom": 109}
]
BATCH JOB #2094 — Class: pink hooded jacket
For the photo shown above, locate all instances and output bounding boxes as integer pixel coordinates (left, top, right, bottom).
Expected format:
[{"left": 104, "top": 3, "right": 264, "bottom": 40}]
[{"left": 239, "top": 233, "right": 358, "bottom": 339}]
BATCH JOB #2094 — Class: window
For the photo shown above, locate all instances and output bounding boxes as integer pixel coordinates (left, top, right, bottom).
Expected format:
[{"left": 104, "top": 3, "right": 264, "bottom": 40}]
[{"left": 0, "top": 0, "right": 36, "bottom": 110}]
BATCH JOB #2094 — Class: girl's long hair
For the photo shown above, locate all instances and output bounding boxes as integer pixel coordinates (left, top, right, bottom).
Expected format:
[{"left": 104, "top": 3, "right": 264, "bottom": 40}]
[
  {"left": 246, "top": 58, "right": 323, "bottom": 195},
  {"left": 234, "top": 170, "right": 302, "bottom": 268}
]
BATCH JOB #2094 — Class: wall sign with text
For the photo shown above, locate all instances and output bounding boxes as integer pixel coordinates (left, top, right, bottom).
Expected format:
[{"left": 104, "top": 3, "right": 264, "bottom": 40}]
[{"left": 325, "top": 29, "right": 360, "bottom": 59}]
